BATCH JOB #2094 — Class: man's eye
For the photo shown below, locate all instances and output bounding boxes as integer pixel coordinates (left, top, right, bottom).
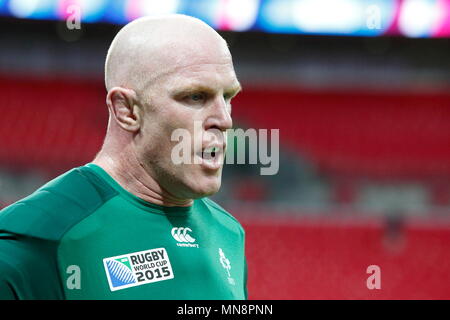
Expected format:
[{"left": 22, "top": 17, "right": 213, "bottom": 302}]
[{"left": 189, "top": 93, "right": 205, "bottom": 102}]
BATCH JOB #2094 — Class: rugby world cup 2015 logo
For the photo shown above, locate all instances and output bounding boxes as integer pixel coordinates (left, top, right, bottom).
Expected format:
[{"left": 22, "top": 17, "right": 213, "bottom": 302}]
[{"left": 103, "top": 248, "right": 174, "bottom": 291}]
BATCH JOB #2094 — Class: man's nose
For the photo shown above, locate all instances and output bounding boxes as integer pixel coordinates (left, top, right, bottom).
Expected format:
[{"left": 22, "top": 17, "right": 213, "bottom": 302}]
[{"left": 205, "top": 96, "right": 233, "bottom": 132}]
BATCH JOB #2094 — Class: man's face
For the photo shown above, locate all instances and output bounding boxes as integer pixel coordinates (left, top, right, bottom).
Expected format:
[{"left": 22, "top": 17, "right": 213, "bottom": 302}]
[{"left": 135, "top": 49, "right": 241, "bottom": 200}]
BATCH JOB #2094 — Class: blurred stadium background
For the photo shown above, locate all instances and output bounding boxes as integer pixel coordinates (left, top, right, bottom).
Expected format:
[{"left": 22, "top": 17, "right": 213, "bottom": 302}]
[{"left": 0, "top": 0, "right": 450, "bottom": 299}]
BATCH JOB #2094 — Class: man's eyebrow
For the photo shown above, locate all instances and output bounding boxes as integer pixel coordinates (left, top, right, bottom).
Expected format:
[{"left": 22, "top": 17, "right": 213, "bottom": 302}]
[
  {"left": 171, "top": 85, "right": 213, "bottom": 97},
  {"left": 172, "top": 82, "right": 242, "bottom": 96},
  {"left": 222, "top": 81, "right": 242, "bottom": 98},
  {"left": 229, "top": 83, "right": 242, "bottom": 95}
]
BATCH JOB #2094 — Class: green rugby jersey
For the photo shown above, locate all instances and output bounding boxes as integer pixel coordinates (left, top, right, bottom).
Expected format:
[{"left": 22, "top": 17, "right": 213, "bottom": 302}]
[{"left": 0, "top": 164, "right": 247, "bottom": 300}]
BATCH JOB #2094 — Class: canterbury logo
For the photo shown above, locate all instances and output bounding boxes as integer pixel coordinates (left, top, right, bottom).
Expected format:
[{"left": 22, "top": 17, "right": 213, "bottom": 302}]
[{"left": 171, "top": 227, "right": 196, "bottom": 243}]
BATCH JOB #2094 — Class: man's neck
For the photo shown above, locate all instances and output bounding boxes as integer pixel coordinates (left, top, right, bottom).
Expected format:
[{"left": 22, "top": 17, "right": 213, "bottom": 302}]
[{"left": 92, "top": 148, "right": 193, "bottom": 207}]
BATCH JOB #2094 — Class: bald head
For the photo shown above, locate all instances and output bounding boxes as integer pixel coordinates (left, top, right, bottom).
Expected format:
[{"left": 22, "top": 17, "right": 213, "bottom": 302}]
[{"left": 105, "top": 14, "right": 231, "bottom": 93}]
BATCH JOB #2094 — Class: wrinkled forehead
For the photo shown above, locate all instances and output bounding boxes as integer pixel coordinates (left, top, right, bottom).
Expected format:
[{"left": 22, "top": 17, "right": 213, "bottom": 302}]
[
  {"left": 160, "top": 61, "right": 240, "bottom": 94},
  {"left": 141, "top": 38, "right": 237, "bottom": 90}
]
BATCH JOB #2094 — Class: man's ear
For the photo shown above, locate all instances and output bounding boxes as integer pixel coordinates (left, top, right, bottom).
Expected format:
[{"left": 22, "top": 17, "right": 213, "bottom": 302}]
[{"left": 106, "top": 87, "right": 141, "bottom": 132}]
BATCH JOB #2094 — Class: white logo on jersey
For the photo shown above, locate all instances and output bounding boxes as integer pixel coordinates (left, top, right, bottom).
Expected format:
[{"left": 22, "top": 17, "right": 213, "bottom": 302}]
[
  {"left": 219, "top": 248, "right": 235, "bottom": 285},
  {"left": 171, "top": 227, "right": 199, "bottom": 248}
]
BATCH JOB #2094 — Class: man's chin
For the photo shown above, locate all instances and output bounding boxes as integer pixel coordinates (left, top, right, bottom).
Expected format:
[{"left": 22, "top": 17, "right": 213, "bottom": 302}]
[
  {"left": 185, "top": 178, "right": 222, "bottom": 199},
  {"left": 190, "top": 186, "right": 220, "bottom": 199}
]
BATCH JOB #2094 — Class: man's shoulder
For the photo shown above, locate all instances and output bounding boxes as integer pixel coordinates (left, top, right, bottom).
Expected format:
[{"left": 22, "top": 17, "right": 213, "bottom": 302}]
[
  {"left": 199, "top": 198, "right": 245, "bottom": 234},
  {"left": 0, "top": 165, "right": 117, "bottom": 241},
  {"left": 0, "top": 232, "right": 64, "bottom": 299}
]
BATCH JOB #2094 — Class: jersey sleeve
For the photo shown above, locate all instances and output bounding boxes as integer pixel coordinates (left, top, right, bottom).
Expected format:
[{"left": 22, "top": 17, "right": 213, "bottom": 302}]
[{"left": 0, "top": 234, "right": 64, "bottom": 300}]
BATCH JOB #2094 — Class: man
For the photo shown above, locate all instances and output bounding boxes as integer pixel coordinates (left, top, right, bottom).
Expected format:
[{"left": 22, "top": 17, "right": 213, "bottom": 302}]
[{"left": 0, "top": 14, "right": 246, "bottom": 299}]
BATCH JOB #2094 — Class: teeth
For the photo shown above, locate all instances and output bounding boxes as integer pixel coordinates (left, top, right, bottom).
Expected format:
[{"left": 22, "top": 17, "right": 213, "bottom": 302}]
[
  {"left": 202, "top": 147, "right": 219, "bottom": 159},
  {"left": 204, "top": 146, "right": 217, "bottom": 154}
]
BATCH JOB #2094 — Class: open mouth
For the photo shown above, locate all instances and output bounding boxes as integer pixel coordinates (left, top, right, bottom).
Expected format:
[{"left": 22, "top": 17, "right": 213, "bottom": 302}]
[{"left": 196, "top": 145, "right": 224, "bottom": 170}]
